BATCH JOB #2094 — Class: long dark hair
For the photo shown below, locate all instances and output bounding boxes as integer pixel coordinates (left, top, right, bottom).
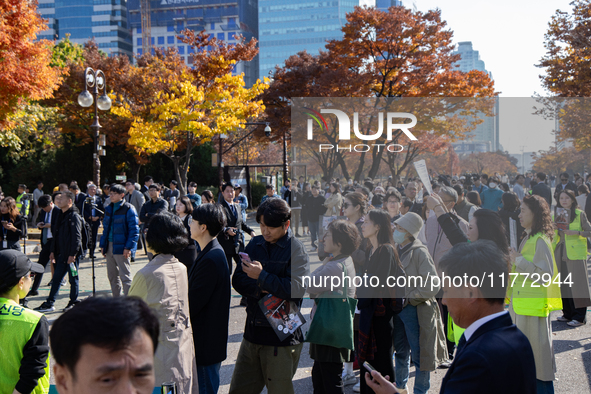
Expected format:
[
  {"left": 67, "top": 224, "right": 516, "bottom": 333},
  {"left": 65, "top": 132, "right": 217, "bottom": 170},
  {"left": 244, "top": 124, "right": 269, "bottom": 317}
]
[
  {"left": 522, "top": 194, "right": 554, "bottom": 241},
  {"left": 344, "top": 192, "right": 367, "bottom": 216},
  {"left": 1, "top": 197, "right": 19, "bottom": 222},
  {"left": 501, "top": 192, "right": 520, "bottom": 212},
  {"left": 473, "top": 209, "right": 509, "bottom": 256},
  {"left": 466, "top": 191, "right": 482, "bottom": 206},
  {"left": 330, "top": 182, "right": 342, "bottom": 195},
  {"left": 366, "top": 209, "right": 395, "bottom": 247},
  {"left": 556, "top": 189, "right": 578, "bottom": 224}
]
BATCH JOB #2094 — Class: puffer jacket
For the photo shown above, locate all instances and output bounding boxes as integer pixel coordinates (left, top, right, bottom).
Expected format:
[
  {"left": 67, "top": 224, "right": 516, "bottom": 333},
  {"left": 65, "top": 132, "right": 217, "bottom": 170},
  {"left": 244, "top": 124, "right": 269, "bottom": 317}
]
[{"left": 100, "top": 201, "right": 140, "bottom": 254}]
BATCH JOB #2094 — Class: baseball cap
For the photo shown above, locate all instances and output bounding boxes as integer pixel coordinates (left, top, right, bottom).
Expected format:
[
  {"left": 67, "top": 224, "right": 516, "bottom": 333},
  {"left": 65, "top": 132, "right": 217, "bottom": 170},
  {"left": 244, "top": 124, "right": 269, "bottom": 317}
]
[
  {"left": 0, "top": 250, "right": 44, "bottom": 286},
  {"left": 233, "top": 183, "right": 242, "bottom": 189}
]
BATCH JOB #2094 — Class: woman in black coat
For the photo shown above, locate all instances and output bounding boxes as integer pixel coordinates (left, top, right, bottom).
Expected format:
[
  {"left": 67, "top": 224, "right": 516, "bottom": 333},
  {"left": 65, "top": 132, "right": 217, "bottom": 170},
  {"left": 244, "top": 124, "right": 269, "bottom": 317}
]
[
  {"left": 173, "top": 196, "right": 198, "bottom": 269},
  {"left": 0, "top": 197, "right": 24, "bottom": 251}
]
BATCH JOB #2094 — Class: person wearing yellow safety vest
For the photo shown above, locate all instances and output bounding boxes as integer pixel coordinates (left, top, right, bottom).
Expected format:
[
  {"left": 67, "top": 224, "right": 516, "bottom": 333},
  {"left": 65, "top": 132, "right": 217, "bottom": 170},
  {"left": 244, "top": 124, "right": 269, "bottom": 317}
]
[
  {"left": 553, "top": 189, "right": 591, "bottom": 327},
  {"left": 509, "top": 194, "right": 561, "bottom": 394},
  {"left": 16, "top": 184, "right": 30, "bottom": 220},
  {"left": 0, "top": 249, "right": 49, "bottom": 394}
]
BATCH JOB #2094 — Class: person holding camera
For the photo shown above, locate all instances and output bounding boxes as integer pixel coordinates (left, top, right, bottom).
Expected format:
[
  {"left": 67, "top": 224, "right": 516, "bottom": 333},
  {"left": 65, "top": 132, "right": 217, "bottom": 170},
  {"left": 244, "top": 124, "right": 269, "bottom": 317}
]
[{"left": 0, "top": 197, "right": 25, "bottom": 252}]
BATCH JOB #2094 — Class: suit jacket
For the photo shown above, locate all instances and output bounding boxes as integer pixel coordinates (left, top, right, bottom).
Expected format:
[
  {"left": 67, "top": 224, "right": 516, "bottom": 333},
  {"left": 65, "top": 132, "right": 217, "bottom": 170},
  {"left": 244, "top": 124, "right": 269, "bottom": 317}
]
[
  {"left": 217, "top": 199, "right": 254, "bottom": 256},
  {"left": 74, "top": 192, "right": 87, "bottom": 214},
  {"left": 440, "top": 312, "right": 536, "bottom": 394},
  {"left": 36, "top": 206, "right": 60, "bottom": 244},
  {"left": 140, "top": 185, "right": 150, "bottom": 203},
  {"left": 187, "top": 238, "right": 230, "bottom": 365},
  {"left": 531, "top": 182, "right": 552, "bottom": 207},
  {"left": 125, "top": 190, "right": 145, "bottom": 217}
]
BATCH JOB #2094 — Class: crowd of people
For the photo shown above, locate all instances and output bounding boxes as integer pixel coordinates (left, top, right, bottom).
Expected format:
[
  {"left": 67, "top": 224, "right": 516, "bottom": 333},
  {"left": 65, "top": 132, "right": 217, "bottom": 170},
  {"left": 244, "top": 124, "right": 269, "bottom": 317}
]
[{"left": 0, "top": 169, "right": 590, "bottom": 394}]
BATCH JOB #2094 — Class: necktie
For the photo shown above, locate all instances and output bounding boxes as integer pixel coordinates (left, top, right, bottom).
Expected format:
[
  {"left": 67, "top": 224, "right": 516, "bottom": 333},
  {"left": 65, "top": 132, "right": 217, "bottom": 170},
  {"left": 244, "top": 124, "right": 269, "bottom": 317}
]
[
  {"left": 230, "top": 203, "right": 237, "bottom": 219},
  {"left": 42, "top": 211, "right": 49, "bottom": 244}
]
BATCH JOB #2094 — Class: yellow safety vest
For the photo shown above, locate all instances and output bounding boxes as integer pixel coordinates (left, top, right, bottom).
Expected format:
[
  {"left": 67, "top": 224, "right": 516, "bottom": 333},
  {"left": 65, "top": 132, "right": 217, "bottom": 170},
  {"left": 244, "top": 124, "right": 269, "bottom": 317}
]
[
  {"left": 0, "top": 297, "right": 50, "bottom": 394},
  {"left": 555, "top": 209, "right": 588, "bottom": 260},
  {"left": 16, "top": 193, "right": 29, "bottom": 217},
  {"left": 511, "top": 233, "right": 562, "bottom": 317}
]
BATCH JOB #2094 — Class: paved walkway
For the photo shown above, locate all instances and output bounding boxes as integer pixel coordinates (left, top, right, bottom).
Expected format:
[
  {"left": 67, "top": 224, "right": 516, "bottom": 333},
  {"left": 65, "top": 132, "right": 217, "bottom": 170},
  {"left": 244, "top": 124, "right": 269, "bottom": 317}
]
[{"left": 24, "top": 216, "right": 591, "bottom": 393}]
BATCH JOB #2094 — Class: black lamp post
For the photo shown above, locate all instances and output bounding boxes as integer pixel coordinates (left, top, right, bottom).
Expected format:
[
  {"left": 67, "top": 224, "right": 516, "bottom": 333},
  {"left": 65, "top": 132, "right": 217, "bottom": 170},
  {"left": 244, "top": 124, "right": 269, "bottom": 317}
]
[{"left": 78, "top": 67, "right": 111, "bottom": 188}]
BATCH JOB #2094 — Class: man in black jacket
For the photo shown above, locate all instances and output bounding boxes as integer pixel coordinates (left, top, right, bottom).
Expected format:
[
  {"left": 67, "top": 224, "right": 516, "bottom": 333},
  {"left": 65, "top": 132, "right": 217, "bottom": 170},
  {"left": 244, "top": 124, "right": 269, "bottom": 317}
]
[
  {"left": 230, "top": 198, "right": 309, "bottom": 394},
  {"left": 188, "top": 203, "right": 231, "bottom": 394},
  {"left": 140, "top": 175, "right": 153, "bottom": 202},
  {"left": 218, "top": 182, "right": 255, "bottom": 275},
  {"left": 554, "top": 171, "right": 578, "bottom": 204},
  {"left": 36, "top": 191, "right": 83, "bottom": 312},
  {"left": 83, "top": 184, "right": 104, "bottom": 259},
  {"left": 531, "top": 172, "right": 552, "bottom": 208},
  {"left": 304, "top": 185, "right": 326, "bottom": 250}
]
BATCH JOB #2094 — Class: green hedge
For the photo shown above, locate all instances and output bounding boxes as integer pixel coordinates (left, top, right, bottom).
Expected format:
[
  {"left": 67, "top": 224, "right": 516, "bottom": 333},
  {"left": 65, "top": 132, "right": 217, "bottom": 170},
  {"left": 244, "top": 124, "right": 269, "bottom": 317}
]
[{"left": 250, "top": 181, "right": 266, "bottom": 208}]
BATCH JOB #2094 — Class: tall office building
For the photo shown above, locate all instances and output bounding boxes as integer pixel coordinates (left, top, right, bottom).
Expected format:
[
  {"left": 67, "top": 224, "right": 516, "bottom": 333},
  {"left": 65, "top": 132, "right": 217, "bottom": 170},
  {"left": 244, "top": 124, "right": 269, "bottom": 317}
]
[
  {"left": 376, "top": 0, "right": 402, "bottom": 9},
  {"left": 37, "top": 0, "right": 133, "bottom": 58},
  {"left": 127, "top": 0, "right": 259, "bottom": 87},
  {"left": 258, "top": 0, "right": 358, "bottom": 81},
  {"left": 453, "top": 41, "right": 500, "bottom": 152}
]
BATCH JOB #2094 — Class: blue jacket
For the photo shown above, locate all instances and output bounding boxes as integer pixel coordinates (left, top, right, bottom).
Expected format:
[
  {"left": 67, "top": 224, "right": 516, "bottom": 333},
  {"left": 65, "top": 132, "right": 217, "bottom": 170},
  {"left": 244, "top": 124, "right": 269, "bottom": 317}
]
[
  {"left": 100, "top": 201, "right": 139, "bottom": 254},
  {"left": 440, "top": 312, "right": 536, "bottom": 394},
  {"left": 480, "top": 188, "right": 503, "bottom": 212}
]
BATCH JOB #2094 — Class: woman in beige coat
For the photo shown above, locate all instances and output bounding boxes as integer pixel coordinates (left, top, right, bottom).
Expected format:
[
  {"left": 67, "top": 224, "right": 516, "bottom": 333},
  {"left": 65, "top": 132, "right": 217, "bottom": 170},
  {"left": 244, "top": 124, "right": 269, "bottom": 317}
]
[
  {"left": 129, "top": 212, "right": 199, "bottom": 393},
  {"left": 392, "top": 212, "right": 447, "bottom": 394},
  {"left": 323, "top": 182, "right": 344, "bottom": 216}
]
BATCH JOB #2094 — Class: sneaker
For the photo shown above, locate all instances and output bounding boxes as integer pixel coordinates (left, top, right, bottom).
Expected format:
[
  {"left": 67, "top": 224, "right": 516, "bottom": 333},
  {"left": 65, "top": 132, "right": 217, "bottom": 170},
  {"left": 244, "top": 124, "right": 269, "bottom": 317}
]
[
  {"left": 557, "top": 315, "right": 571, "bottom": 322},
  {"left": 438, "top": 360, "right": 453, "bottom": 369},
  {"left": 63, "top": 300, "right": 80, "bottom": 312},
  {"left": 60, "top": 278, "right": 67, "bottom": 286},
  {"left": 352, "top": 381, "right": 360, "bottom": 393},
  {"left": 35, "top": 302, "right": 55, "bottom": 312},
  {"left": 342, "top": 373, "right": 357, "bottom": 386},
  {"left": 567, "top": 320, "right": 585, "bottom": 327}
]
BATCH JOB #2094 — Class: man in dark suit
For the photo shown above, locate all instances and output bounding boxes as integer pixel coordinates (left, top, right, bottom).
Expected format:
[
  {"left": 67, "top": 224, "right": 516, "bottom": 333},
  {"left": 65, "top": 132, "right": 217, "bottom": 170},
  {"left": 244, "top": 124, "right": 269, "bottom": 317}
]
[
  {"left": 188, "top": 203, "right": 231, "bottom": 394},
  {"left": 554, "top": 171, "right": 578, "bottom": 204},
  {"left": 365, "top": 241, "right": 536, "bottom": 394},
  {"left": 140, "top": 175, "right": 153, "bottom": 202},
  {"left": 531, "top": 172, "right": 552, "bottom": 207},
  {"left": 217, "top": 182, "right": 255, "bottom": 275},
  {"left": 83, "top": 184, "right": 104, "bottom": 259}
]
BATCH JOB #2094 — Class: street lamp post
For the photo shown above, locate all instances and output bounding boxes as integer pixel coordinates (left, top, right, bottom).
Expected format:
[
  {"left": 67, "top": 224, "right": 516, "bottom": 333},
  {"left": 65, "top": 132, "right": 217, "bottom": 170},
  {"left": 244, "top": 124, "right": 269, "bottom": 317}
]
[{"left": 78, "top": 67, "right": 111, "bottom": 188}]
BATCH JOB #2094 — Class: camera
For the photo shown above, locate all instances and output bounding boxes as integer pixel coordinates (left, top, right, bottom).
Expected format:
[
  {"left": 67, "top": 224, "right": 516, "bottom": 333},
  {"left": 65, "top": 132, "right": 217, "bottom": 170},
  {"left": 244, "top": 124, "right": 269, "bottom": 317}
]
[
  {"left": 265, "top": 129, "right": 271, "bottom": 137},
  {"left": 85, "top": 197, "right": 95, "bottom": 204}
]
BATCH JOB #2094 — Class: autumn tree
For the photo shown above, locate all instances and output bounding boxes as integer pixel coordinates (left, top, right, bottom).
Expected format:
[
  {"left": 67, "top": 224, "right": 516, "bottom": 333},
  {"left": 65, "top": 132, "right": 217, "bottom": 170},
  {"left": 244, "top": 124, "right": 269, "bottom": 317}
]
[
  {"left": 0, "top": 0, "right": 63, "bottom": 140},
  {"left": 459, "top": 151, "right": 518, "bottom": 175},
  {"left": 531, "top": 146, "right": 590, "bottom": 175}
]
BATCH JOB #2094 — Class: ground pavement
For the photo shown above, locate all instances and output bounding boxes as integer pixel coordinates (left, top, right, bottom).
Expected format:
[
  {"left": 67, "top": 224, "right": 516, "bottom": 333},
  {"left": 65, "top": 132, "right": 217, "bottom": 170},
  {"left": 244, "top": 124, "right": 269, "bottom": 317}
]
[{"left": 22, "top": 215, "right": 591, "bottom": 393}]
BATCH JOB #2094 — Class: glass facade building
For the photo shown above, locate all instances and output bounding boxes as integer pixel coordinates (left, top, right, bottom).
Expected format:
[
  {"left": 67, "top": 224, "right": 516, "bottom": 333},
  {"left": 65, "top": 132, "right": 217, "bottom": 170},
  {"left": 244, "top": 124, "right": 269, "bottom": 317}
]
[
  {"left": 37, "top": 0, "right": 133, "bottom": 57},
  {"left": 376, "top": 0, "right": 402, "bottom": 10},
  {"left": 453, "top": 41, "right": 500, "bottom": 152},
  {"left": 127, "top": 0, "right": 259, "bottom": 87},
  {"left": 258, "top": 0, "right": 358, "bottom": 81}
]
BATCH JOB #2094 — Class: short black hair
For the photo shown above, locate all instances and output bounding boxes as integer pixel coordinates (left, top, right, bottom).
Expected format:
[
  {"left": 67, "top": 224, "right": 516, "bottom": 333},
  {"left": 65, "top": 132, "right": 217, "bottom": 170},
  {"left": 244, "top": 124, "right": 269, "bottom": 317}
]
[
  {"left": 62, "top": 190, "right": 75, "bottom": 203},
  {"left": 439, "top": 240, "right": 508, "bottom": 303},
  {"left": 560, "top": 172, "right": 570, "bottom": 179},
  {"left": 38, "top": 194, "right": 53, "bottom": 208},
  {"left": 110, "top": 184, "right": 126, "bottom": 195},
  {"left": 146, "top": 212, "right": 189, "bottom": 254},
  {"left": 192, "top": 203, "right": 226, "bottom": 237},
  {"left": 68, "top": 184, "right": 79, "bottom": 191},
  {"left": 328, "top": 220, "right": 361, "bottom": 256},
  {"left": 50, "top": 296, "right": 159, "bottom": 377},
  {"left": 170, "top": 180, "right": 178, "bottom": 186},
  {"left": 452, "top": 184, "right": 464, "bottom": 197},
  {"left": 144, "top": 176, "right": 153, "bottom": 183},
  {"left": 256, "top": 198, "right": 290, "bottom": 228},
  {"left": 536, "top": 172, "right": 546, "bottom": 182},
  {"left": 401, "top": 198, "right": 413, "bottom": 210},
  {"left": 265, "top": 184, "right": 274, "bottom": 190},
  {"left": 188, "top": 181, "right": 197, "bottom": 188},
  {"left": 221, "top": 182, "right": 233, "bottom": 192},
  {"left": 126, "top": 179, "right": 136, "bottom": 185},
  {"left": 148, "top": 184, "right": 161, "bottom": 191}
]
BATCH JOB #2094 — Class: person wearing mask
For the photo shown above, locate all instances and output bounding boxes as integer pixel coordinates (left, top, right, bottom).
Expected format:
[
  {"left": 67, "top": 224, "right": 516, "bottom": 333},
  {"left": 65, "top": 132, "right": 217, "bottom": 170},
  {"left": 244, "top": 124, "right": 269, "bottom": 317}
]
[
  {"left": 513, "top": 174, "right": 526, "bottom": 201},
  {"left": 403, "top": 182, "right": 423, "bottom": 215},
  {"left": 129, "top": 212, "right": 198, "bottom": 393},
  {"left": 50, "top": 297, "right": 159, "bottom": 394},
  {"left": 0, "top": 197, "right": 25, "bottom": 252},
  {"left": 498, "top": 192, "right": 525, "bottom": 248},
  {"left": 452, "top": 185, "right": 475, "bottom": 223},
  {"left": 188, "top": 203, "right": 231, "bottom": 393},
  {"left": 27, "top": 195, "right": 59, "bottom": 297},
  {"left": 83, "top": 184, "right": 104, "bottom": 259},
  {"left": 100, "top": 184, "right": 140, "bottom": 297},
  {"left": 480, "top": 176, "right": 504, "bottom": 212},
  {"left": 306, "top": 185, "right": 327, "bottom": 251},
  {"left": 392, "top": 212, "right": 446, "bottom": 394},
  {"left": 35, "top": 191, "right": 83, "bottom": 312},
  {"left": 384, "top": 189, "right": 402, "bottom": 226},
  {"left": 357, "top": 209, "right": 405, "bottom": 394},
  {"left": 187, "top": 181, "right": 202, "bottom": 208},
  {"left": 509, "top": 194, "right": 561, "bottom": 393},
  {"left": 531, "top": 172, "right": 552, "bottom": 207},
  {"left": 140, "top": 175, "right": 154, "bottom": 202},
  {"left": 554, "top": 190, "right": 591, "bottom": 327},
  {"left": 0, "top": 250, "right": 49, "bottom": 394},
  {"left": 218, "top": 182, "right": 255, "bottom": 275},
  {"left": 307, "top": 220, "right": 360, "bottom": 393},
  {"left": 554, "top": 172, "right": 578, "bottom": 205},
  {"left": 173, "top": 196, "right": 198, "bottom": 270},
  {"left": 230, "top": 198, "right": 309, "bottom": 394}
]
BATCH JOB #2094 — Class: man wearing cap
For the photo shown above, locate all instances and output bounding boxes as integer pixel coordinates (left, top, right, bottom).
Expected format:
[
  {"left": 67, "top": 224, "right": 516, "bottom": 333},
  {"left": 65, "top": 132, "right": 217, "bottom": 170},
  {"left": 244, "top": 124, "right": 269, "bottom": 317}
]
[
  {"left": 0, "top": 249, "right": 50, "bottom": 394},
  {"left": 16, "top": 184, "right": 30, "bottom": 221}
]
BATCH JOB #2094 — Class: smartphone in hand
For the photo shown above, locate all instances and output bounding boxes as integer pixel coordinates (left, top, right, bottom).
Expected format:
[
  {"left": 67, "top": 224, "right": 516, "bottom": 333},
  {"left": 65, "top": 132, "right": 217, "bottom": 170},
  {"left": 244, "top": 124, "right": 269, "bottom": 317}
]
[
  {"left": 239, "top": 252, "right": 252, "bottom": 266},
  {"left": 363, "top": 362, "right": 377, "bottom": 380}
]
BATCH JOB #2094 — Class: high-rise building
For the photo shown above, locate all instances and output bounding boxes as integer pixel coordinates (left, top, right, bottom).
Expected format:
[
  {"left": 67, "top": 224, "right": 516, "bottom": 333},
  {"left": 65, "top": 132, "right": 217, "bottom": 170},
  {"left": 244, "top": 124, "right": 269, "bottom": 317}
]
[
  {"left": 37, "top": 0, "right": 133, "bottom": 58},
  {"left": 258, "top": 0, "right": 358, "bottom": 81},
  {"left": 453, "top": 41, "right": 500, "bottom": 152},
  {"left": 126, "top": 0, "right": 259, "bottom": 87},
  {"left": 376, "top": 0, "right": 403, "bottom": 10}
]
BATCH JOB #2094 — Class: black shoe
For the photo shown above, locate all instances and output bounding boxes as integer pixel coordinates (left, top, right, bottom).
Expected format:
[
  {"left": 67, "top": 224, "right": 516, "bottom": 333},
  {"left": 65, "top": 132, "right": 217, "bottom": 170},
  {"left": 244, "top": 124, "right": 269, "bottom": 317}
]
[
  {"left": 28, "top": 290, "right": 39, "bottom": 296},
  {"left": 295, "top": 233, "right": 302, "bottom": 238},
  {"left": 239, "top": 297, "right": 248, "bottom": 307},
  {"left": 46, "top": 280, "right": 52, "bottom": 286},
  {"left": 20, "top": 299, "right": 28, "bottom": 308},
  {"left": 35, "top": 302, "right": 55, "bottom": 312},
  {"left": 131, "top": 257, "right": 135, "bottom": 262},
  {"left": 63, "top": 300, "right": 80, "bottom": 312}
]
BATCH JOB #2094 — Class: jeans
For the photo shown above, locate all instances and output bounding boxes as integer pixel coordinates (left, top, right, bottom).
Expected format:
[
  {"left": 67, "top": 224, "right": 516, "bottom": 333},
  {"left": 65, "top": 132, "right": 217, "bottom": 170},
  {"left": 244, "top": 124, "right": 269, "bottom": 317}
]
[
  {"left": 309, "top": 220, "right": 320, "bottom": 244},
  {"left": 46, "top": 254, "right": 80, "bottom": 304},
  {"left": 197, "top": 362, "right": 221, "bottom": 394},
  {"left": 536, "top": 379, "right": 554, "bottom": 394},
  {"left": 393, "top": 305, "right": 430, "bottom": 394}
]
